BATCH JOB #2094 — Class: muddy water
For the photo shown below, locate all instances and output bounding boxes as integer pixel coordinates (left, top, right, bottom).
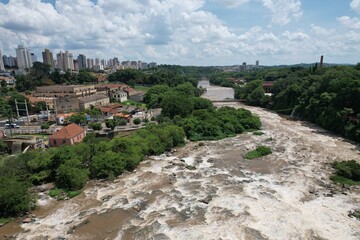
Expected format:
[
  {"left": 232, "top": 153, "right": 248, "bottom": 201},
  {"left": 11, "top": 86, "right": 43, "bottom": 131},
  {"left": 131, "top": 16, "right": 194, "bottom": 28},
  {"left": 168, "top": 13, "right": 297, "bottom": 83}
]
[{"left": 2, "top": 81, "right": 360, "bottom": 240}]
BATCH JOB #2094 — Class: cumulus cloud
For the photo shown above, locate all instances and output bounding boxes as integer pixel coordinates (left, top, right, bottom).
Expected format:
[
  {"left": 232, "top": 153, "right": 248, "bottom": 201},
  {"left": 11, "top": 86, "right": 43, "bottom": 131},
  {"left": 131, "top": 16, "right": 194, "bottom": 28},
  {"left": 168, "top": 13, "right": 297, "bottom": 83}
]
[
  {"left": 211, "top": 0, "right": 250, "bottom": 8},
  {"left": 337, "top": 16, "right": 360, "bottom": 29},
  {"left": 310, "top": 24, "right": 334, "bottom": 35},
  {"left": 0, "top": 0, "right": 357, "bottom": 65},
  {"left": 351, "top": 0, "right": 360, "bottom": 13},
  {"left": 262, "top": 0, "right": 303, "bottom": 25}
]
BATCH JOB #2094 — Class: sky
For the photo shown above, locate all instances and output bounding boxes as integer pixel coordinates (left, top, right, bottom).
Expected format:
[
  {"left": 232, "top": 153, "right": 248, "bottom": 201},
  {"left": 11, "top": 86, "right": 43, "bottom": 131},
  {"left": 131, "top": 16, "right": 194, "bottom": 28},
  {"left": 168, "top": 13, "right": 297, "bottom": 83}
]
[{"left": 0, "top": 0, "right": 359, "bottom": 66}]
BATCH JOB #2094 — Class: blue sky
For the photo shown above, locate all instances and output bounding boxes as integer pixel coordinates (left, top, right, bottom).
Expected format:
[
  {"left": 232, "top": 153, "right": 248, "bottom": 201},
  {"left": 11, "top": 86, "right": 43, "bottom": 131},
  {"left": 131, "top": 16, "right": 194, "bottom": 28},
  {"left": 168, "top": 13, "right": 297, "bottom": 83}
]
[{"left": 0, "top": 0, "right": 359, "bottom": 66}]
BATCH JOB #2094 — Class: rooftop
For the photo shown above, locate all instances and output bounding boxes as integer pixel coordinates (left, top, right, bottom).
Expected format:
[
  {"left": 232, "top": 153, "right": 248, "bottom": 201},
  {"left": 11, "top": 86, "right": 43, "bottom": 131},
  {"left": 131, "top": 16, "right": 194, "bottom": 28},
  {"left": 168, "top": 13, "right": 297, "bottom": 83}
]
[
  {"left": 79, "top": 94, "right": 108, "bottom": 103},
  {"left": 50, "top": 123, "right": 84, "bottom": 139}
]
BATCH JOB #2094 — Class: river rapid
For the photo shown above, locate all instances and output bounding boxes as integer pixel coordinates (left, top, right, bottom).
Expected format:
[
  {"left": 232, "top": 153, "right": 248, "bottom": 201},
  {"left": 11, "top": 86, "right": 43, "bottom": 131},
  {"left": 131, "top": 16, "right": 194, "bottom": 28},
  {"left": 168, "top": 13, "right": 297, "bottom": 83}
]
[{"left": 2, "top": 81, "right": 360, "bottom": 240}]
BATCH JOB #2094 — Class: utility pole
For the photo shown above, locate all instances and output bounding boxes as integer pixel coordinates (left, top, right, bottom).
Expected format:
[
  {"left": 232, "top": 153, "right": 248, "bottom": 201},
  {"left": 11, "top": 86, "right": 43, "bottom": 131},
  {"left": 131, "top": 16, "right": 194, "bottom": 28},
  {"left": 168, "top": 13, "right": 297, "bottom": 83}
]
[
  {"left": 53, "top": 98, "right": 58, "bottom": 126},
  {"left": 15, "top": 99, "right": 20, "bottom": 118},
  {"left": 45, "top": 101, "right": 49, "bottom": 121},
  {"left": 24, "top": 100, "right": 30, "bottom": 133},
  {"left": 16, "top": 100, "right": 31, "bottom": 134}
]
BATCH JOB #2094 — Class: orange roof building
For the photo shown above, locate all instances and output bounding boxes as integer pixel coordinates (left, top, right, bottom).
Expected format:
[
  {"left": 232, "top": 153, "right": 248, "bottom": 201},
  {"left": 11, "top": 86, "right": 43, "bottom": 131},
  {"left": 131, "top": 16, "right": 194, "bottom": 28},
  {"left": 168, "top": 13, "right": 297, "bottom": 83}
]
[{"left": 49, "top": 123, "right": 86, "bottom": 147}]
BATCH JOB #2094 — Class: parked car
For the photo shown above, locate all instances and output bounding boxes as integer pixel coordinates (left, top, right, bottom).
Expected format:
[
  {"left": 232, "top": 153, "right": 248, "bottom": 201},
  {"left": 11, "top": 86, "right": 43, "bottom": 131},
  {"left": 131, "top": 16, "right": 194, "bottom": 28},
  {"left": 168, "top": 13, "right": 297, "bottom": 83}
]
[{"left": 5, "top": 123, "right": 20, "bottom": 129}]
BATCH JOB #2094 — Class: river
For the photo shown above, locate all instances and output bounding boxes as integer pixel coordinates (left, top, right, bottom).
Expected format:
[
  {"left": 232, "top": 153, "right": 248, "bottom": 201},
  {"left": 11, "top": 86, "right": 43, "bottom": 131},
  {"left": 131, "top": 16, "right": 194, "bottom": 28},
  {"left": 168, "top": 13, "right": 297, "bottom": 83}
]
[{"left": 1, "top": 81, "right": 359, "bottom": 240}]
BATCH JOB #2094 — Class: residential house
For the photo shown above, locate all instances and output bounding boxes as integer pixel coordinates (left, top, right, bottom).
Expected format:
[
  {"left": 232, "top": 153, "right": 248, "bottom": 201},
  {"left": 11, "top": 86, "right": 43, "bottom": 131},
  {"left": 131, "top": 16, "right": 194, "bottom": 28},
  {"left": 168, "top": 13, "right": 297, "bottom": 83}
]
[
  {"left": 110, "top": 89, "right": 127, "bottom": 102},
  {"left": 49, "top": 123, "right": 86, "bottom": 147},
  {"left": 100, "top": 103, "right": 123, "bottom": 116}
]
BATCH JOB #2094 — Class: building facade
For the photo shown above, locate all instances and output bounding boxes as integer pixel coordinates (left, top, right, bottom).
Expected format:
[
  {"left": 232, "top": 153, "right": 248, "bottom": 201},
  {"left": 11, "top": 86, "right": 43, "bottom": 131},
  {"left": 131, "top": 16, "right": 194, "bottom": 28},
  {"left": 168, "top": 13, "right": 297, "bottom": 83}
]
[
  {"left": 16, "top": 45, "right": 32, "bottom": 69},
  {"left": 42, "top": 49, "right": 54, "bottom": 70},
  {"left": 49, "top": 123, "right": 86, "bottom": 147},
  {"left": 79, "top": 94, "right": 110, "bottom": 110},
  {"left": 0, "top": 49, "right": 5, "bottom": 71},
  {"left": 35, "top": 85, "right": 96, "bottom": 98},
  {"left": 110, "top": 90, "right": 128, "bottom": 102}
]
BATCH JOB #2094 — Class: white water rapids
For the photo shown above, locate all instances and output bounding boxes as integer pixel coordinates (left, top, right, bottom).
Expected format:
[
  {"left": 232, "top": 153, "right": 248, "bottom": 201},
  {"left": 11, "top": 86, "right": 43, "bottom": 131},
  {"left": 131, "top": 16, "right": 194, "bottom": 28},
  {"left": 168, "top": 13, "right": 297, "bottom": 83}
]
[{"left": 8, "top": 81, "right": 360, "bottom": 240}]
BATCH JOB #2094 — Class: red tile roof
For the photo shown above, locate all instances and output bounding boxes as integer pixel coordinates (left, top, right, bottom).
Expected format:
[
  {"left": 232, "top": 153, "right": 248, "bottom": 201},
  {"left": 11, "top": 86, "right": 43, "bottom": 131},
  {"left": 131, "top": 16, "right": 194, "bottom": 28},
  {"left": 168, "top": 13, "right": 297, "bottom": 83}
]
[{"left": 50, "top": 123, "right": 85, "bottom": 139}]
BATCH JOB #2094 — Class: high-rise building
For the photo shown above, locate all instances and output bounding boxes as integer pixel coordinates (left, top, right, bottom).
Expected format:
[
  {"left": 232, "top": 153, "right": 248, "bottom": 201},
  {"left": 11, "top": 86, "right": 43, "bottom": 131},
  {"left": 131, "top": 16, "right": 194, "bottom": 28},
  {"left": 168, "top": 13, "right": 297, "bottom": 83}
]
[
  {"left": 56, "top": 50, "right": 74, "bottom": 71},
  {"left": 31, "top": 53, "right": 37, "bottom": 63},
  {"left": 2, "top": 55, "right": 16, "bottom": 68},
  {"left": 42, "top": 49, "right": 54, "bottom": 70},
  {"left": 0, "top": 49, "right": 5, "bottom": 71},
  {"left": 16, "top": 45, "right": 32, "bottom": 69},
  {"left": 77, "top": 54, "right": 87, "bottom": 70},
  {"left": 256, "top": 60, "right": 259, "bottom": 68},
  {"left": 87, "top": 58, "right": 93, "bottom": 69}
]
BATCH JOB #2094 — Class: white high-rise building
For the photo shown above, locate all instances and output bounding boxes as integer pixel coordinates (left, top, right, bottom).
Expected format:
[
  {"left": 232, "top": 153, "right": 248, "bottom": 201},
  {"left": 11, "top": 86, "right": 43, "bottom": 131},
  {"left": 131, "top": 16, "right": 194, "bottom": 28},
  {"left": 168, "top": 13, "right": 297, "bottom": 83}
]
[
  {"left": 0, "top": 49, "right": 5, "bottom": 71},
  {"left": 56, "top": 50, "right": 74, "bottom": 71},
  {"left": 16, "top": 45, "right": 32, "bottom": 69}
]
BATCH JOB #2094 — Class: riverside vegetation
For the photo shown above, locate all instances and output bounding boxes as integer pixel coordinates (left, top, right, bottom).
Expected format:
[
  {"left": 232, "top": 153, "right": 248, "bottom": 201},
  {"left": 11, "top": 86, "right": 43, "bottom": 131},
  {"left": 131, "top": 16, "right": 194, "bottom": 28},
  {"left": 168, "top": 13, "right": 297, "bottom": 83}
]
[
  {"left": 0, "top": 80, "right": 260, "bottom": 220},
  {"left": 222, "top": 64, "right": 360, "bottom": 143}
]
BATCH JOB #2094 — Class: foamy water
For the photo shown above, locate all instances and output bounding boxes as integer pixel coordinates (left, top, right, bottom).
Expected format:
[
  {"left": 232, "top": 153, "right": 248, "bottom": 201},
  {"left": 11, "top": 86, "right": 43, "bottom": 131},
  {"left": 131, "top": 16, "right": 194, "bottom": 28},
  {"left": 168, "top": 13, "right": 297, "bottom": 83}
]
[{"left": 13, "top": 82, "right": 360, "bottom": 240}]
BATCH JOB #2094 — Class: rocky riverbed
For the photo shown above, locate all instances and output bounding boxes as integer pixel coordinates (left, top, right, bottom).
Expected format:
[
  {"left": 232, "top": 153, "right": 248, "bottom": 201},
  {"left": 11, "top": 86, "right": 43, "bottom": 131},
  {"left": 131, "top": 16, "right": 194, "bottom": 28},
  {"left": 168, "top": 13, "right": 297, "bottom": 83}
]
[{"left": 1, "top": 82, "right": 359, "bottom": 240}]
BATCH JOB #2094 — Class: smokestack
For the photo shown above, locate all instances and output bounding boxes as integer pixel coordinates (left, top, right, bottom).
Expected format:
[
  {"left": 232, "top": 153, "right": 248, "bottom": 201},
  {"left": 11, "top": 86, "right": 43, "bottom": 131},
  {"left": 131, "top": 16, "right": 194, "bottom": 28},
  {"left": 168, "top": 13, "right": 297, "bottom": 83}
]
[{"left": 320, "top": 55, "right": 324, "bottom": 69}]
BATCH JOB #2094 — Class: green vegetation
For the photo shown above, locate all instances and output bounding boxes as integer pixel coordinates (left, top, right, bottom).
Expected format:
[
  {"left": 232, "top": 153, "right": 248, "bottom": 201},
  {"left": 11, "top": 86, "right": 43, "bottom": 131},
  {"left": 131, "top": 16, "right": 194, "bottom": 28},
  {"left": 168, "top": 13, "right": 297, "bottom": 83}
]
[
  {"left": 89, "top": 122, "right": 102, "bottom": 131},
  {"left": 133, "top": 118, "right": 141, "bottom": 125},
  {"left": 253, "top": 131, "right": 265, "bottom": 136},
  {"left": 144, "top": 83, "right": 261, "bottom": 141},
  {"left": 222, "top": 65, "right": 360, "bottom": 142},
  {"left": 244, "top": 146, "right": 272, "bottom": 160},
  {"left": 330, "top": 160, "right": 360, "bottom": 185},
  {"left": 0, "top": 123, "right": 186, "bottom": 218},
  {"left": 0, "top": 217, "right": 11, "bottom": 225},
  {"left": 0, "top": 176, "right": 34, "bottom": 217},
  {"left": 49, "top": 189, "right": 81, "bottom": 199}
]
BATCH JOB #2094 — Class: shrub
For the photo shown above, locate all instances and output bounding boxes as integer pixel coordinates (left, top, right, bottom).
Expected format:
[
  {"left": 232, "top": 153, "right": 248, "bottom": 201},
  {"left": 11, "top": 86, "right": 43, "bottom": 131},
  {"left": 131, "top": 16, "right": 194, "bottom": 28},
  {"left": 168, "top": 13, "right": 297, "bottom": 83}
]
[
  {"left": 331, "top": 160, "right": 360, "bottom": 185},
  {"left": 245, "top": 146, "right": 272, "bottom": 160},
  {"left": 89, "top": 122, "right": 102, "bottom": 131},
  {"left": 133, "top": 118, "right": 141, "bottom": 125}
]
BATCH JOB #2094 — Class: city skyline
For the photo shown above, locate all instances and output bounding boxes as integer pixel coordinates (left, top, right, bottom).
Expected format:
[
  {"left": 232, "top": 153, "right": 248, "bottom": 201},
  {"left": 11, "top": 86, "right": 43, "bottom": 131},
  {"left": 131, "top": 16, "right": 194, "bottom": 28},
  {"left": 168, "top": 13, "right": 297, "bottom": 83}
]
[{"left": 0, "top": 0, "right": 359, "bottom": 66}]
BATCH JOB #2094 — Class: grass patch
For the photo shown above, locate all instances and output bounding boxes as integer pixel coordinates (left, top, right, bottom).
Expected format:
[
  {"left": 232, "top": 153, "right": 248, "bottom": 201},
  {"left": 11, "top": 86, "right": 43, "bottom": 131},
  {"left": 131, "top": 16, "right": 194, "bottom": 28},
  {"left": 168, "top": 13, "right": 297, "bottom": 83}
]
[
  {"left": 134, "top": 85, "right": 150, "bottom": 93},
  {"left": 331, "top": 160, "right": 360, "bottom": 185},
  {"left": 67, "top": 191, "right": 81, "bottom": 198},
  {"left": 122, "top": 100, "right": 147, "bottom": 109},
  {"left": 245, "top": 146, "right": 272, "bottom": 160},
  {"left": 253, "top": 131, "right": 264, "bottom": 136},
  {"left": 49, "top": 188, "right": 63, "bottom": 198},
  {"left": 0, "top": 217, "right": 11, "bottom": 225},
  {"left": 330, "top": 175, "right": 360, "bottom": 185},
  {"left": 49, "top": 189, "right": 81, "bottom": 199}
]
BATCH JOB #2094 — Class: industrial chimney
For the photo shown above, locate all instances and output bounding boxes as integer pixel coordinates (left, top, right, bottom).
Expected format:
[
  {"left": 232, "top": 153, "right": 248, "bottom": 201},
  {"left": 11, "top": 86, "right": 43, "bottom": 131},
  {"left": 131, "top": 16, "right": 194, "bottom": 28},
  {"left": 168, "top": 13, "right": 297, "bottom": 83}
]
[{"left": 320, "top": 55, "right": 324, "bottom": 69}]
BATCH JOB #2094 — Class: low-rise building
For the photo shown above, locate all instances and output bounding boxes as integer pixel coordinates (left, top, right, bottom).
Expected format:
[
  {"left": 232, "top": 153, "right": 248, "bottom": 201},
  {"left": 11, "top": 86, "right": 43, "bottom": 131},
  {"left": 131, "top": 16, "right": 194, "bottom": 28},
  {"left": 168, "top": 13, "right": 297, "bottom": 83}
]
[
  {"left": 110, "top": 89, "right": 127, "bottom": 102},
  {"left": 100, "top": 103, "right": 123, "bottom": 116},
  {"left": 79, "top": 94, "right": 110, "bottom": 110},
  {"left": 49, "top": 123, "right": 86, "bottom": 147},
  {"left": 55, "top": 97, "right": 80, "bottom": 113},
  {"left": 34, "top": 85, "right": 96, "bottom": 98}
]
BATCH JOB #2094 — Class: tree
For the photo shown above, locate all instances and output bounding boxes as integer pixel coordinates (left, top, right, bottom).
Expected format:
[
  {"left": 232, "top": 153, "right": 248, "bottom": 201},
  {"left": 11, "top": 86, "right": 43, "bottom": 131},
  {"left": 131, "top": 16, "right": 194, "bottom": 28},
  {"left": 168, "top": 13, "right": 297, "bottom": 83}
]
[
  {"left": 133, "top": 118, "right": 141, "bottom": 125},
  {"left": 55, "top": 159, "right": 89, "bottom": 190},
  {"left": 0, "top": 140, "right": 7, "bottom": 155},
  {"left": 0, "top": 176, "right": 33, "bottom": 217},
  {"left": 66, "top": 113, "right": 86, "bottom": 125},
  {"left": 41, "top": 123, "right": 50, "bottom": 130},
  {"left": 89, "top": 122, "right": 102, "bottom": 131},
  {"left": 160, "top": 94, "right": 194, "bottom": 118},
  {"left": 1, "top": 80, "right": 6, "bottom": 88},
  {"left": 105, "top": 119, "right": 117, "bottom": 130}
]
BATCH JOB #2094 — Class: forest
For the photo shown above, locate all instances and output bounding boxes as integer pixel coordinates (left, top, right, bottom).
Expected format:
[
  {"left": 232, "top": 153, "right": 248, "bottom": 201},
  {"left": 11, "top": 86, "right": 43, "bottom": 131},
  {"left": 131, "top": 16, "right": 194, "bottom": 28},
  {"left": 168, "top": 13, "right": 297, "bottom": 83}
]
[{"left": 213, "top": 64, "right": 360, "bottom": 143}]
